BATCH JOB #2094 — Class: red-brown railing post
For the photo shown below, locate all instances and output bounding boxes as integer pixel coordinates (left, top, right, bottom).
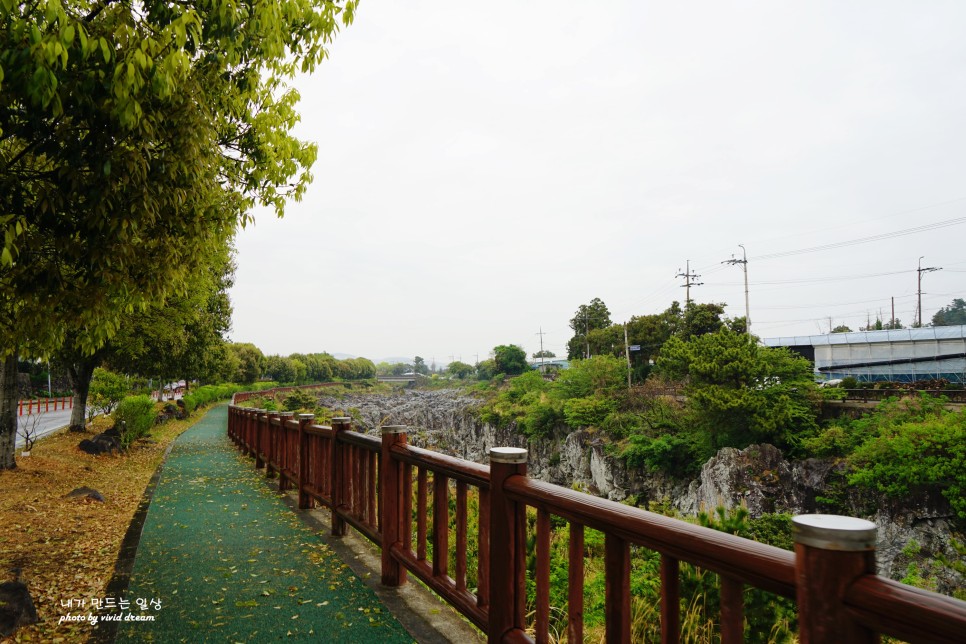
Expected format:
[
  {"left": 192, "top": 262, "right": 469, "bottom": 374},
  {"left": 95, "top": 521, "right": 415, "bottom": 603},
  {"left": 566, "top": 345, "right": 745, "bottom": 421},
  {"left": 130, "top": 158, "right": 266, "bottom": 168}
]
[
  {"left": 793, "top": 514, "right": 878, "bottom": 643},
  {"left": 487, "top": 447, "right": 528, "bottom": 644},
  {"left": 380, "top": 425, "right": 408, "bottom": 587},
  {"left": 330, "top": 417, "right": 352, "bottom": 537},
  {"left": 297, "top": 413, "right": 315, "bottom": 509}
]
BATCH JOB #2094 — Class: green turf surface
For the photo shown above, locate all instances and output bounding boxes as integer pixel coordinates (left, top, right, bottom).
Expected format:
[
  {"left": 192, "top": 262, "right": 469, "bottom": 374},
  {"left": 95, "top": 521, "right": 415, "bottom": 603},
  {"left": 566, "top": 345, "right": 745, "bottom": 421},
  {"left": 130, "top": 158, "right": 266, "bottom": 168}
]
[{"left": 115, "top": 405, "right": 413, "bottom": 643}]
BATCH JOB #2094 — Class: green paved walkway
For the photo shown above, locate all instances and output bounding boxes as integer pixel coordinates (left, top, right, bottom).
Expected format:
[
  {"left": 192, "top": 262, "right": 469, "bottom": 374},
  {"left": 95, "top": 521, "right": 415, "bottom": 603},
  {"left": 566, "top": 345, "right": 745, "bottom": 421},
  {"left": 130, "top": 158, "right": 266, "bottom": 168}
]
[{"left": 116, "top": 405, "right": 413, "bottom": 643}]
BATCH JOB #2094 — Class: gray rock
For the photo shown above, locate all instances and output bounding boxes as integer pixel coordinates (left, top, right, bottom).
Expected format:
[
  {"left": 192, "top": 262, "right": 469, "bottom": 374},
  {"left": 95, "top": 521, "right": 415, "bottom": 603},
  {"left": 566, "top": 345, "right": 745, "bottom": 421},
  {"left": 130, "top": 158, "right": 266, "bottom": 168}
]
[{"left": 66, "top": 486, "right": 105, "bottom": 502}]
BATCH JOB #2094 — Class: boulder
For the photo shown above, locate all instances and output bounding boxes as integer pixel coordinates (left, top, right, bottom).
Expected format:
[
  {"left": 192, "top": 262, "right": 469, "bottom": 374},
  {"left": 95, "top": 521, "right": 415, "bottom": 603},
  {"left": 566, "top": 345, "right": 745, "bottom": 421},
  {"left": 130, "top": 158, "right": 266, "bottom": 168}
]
[
  {"left": 0, "top": 572, "right": 38, "bottom": 637},
  {"left": 65, "top": 487, "right": 105, "bottom": 503},
  {"left": 78, "top": 430, "right": 121, "bottom": 455}
]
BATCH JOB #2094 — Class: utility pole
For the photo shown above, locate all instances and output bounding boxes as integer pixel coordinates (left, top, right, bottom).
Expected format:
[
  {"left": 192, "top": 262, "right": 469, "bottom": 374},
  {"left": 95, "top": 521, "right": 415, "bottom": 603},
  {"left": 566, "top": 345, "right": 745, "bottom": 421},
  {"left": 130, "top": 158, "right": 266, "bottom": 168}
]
[
  {"left": 535, "top": 327, "right": 547, "bottom": 369},
  {"left": 676, "top": 260, "right": 703, "bottom": 310},
  {"left": 722, "top": 244, "right": 751, "bottom": 335},
  {"left": 624, "top": 323, "right": 631, "bottom": 389},
  {"left": 916, "top": 256, "right": 942, "bottom": 327}
]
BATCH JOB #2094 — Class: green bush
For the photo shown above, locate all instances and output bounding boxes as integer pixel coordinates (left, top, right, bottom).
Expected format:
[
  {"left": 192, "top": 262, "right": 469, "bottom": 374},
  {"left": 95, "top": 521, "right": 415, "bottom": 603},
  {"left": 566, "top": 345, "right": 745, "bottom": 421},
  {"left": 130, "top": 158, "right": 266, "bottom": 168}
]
[
  {"left": 113, "top": 395, "right": 156, "bottom": 447},
  {"left": 283, "top": 388, "right": 317, "bottom": 411},
  {"left": 849, "top": 413, "right": 966, "bottom": 520},
  {"left": 563, "top": 395, "right": 617, "bottom": 428}
]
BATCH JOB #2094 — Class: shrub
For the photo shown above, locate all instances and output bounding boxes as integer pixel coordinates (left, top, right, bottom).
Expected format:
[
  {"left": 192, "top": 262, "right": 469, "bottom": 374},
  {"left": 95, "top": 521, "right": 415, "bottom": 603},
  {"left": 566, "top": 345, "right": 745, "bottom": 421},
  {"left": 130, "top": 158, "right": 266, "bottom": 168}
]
[
  {"left": 563, "top": 395, "right": 617, "bottom": 428},
  {"left": 282, "top": 388, "right": 317, "bottom": 411},
  {"left": 849, "top": 413, "right": 966, "bottom": 520},
  {"left": 113, "top": 395, "right": 156, "bottom": 447}
]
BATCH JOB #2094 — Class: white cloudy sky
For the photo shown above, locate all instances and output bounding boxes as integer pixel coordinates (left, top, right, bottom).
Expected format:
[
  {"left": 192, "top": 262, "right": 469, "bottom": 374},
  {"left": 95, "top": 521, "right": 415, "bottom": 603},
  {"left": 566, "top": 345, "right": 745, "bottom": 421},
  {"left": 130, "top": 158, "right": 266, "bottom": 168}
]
[{"left": 229, "top": 1, "right": 966, "bottom": 364}]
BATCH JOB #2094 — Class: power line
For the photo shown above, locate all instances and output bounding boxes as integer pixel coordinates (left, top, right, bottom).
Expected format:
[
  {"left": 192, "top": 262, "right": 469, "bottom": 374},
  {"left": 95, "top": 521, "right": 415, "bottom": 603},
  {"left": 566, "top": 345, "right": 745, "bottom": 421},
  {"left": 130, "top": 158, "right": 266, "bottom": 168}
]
[{"left": 751, "top": 216, "right": 966, "bottom": 262}]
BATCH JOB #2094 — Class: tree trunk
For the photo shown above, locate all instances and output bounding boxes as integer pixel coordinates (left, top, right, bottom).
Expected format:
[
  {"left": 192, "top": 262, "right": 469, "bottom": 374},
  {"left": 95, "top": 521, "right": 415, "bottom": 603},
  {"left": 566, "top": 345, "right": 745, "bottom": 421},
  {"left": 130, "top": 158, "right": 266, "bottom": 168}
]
[
  {"left": 66, "top": 358, "right": 97, "bottom": 431},
  {"left": 0, "top": 352, "right": 19, "bottom": 469}
]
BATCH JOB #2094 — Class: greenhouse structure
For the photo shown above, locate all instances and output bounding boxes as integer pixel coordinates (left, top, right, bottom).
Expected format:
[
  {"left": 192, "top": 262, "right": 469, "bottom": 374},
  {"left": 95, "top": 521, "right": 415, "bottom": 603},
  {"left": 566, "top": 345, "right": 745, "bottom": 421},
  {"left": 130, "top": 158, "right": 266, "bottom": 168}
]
[{"left": 763, "top": 325, "right": 966, "bottom": 383}]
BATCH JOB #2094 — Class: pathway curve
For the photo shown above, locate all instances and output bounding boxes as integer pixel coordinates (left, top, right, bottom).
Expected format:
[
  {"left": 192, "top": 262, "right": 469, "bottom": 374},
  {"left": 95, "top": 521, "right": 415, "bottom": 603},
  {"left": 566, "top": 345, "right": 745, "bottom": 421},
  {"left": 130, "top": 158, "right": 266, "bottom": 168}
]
[{"left": 114, "top": 405, "right": 414, "bottom": 643}]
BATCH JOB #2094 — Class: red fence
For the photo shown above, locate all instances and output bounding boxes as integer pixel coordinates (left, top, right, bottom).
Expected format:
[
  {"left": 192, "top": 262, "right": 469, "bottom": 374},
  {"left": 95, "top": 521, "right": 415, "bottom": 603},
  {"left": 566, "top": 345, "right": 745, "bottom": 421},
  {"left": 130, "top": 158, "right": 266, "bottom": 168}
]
[
  {"left": 17, "top": 397, "right": 72, "bottom": 416},
  {"left": 227, "top": 404, "right": 966, "bottom": 643}
]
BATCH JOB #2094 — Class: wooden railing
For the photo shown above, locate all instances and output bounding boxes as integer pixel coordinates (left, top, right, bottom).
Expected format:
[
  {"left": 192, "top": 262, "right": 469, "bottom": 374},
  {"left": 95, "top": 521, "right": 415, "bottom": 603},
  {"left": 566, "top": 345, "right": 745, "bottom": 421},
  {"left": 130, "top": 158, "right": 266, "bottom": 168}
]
[{"left": 227, "top": 405, "right": 966, "bottom": 643}]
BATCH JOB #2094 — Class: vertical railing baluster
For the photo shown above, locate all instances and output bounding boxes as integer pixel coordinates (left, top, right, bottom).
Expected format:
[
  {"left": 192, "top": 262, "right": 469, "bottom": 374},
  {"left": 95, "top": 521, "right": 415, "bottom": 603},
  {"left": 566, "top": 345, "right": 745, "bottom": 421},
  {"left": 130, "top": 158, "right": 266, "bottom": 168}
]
[
  {"left": 456, "top": 481, "right": 468, "bottom": 593},
  {"left": 535, "top": 508, "right": 551, "bottom": 644},
  {"left": 330, "top": 417, "right": 351, "bottom": 537},
  {"left": 605, "top": 533, "right": 631, "bottom": 643},
  {"left": 477, "top": 487, "right": 490, "bottom": 610},
  {"left": 720, "top": 575, "right": 744, "bottom": 643},
  {"left": 417, "top": 467, "right": 428, "bottom": 562},
  {"left": 369, "top": 449, "right": 378, "bottom": 530},
  {"left": 660, "top": 554, "right": 680, "bottom": 644},
  {"left": 568, "top": 523, "right": 584, "bottom": 643},
  {"left": 297, "top": 413, "right": 314, "bottom": 509},
  {"left": 433, "top": 472, "right": 449, "bottom": 579},
  {"left": 403, "top": 463, "right": 413, "bottom": 557}
]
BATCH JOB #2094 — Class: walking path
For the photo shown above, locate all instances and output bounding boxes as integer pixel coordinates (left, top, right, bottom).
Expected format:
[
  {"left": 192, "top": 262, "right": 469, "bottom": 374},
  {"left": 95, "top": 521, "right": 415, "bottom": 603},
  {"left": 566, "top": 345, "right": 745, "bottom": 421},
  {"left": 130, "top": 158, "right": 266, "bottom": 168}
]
[{"left": 113, "top": 405, "right": 414, "bottom": 643}]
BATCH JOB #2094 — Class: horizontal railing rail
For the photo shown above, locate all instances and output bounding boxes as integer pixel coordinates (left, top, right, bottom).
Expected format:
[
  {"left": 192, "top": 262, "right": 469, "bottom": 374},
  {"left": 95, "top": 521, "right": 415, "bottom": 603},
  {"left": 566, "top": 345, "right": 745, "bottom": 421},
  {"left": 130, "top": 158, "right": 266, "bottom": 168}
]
[
  {"left": 226, "top": 401, "right": 966, "bottom": 643},
  {"left": 841, "top": 388, "right": 966, "bottom": 403},
  {"left": 17, "top": 396, "right": 73, "bottom": 416}
]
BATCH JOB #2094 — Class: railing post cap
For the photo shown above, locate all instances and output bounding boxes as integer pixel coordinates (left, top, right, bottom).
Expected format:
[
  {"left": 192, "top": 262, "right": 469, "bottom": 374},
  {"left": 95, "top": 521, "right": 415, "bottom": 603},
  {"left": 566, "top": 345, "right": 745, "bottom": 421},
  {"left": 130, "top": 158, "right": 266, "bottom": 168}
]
[
  {"left": 792, "top": 514, "right": 877, "bottom": 551},
  {"left": 278, "top": 411, "right": 295, "bottom": 417},
  {"left": 332, "top": 416, "right": 352, "bottom": 427},
  {"left": 297, "top": 413, "right": 315, "bottom": 420},
  {"left": 490, "top": 447, "right": 528, "bottom": 464},
  {"left": 381, "top": 425, "right": 407, "bottom": 435}
]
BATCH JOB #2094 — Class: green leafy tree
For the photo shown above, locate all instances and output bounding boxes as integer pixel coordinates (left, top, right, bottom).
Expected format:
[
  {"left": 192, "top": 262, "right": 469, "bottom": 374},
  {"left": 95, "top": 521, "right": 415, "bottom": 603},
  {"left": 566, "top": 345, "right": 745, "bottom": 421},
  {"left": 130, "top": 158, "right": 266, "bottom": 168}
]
[
  {"left": 655, "top": 327, "right": 820, "bottom": 452},
  {"left": 476, "top": 359, "right": 498, "bottom": 380},
  {"left": 831, "top": 325, "right": 853, "bottom": 333},
  {"left": 682, "top": 302, "right": 729, "bottom": 339},
  {"left": 413, "top": 356, "right": 429, "bottom": 375},
  {"left": 493, "top": 344, "right": 529, "bottom": 376},
  {"left": 532, "top": 350, "right": 556, "bottom": 359},
  {"left": 87, "top": 367, "right": 130, "bottom": 422},
  {"left": 0, "top": 0, "right": 357, "bottom": 468},
  {"left": 228, "top": 343, "right": 264, "bottom": 384},
  {"left": 567, "top": 298, "right": 612, "bottom": 359},
  {"left": 447, "top": 361, "right": 475, "bottom": 379},
  {"left": 932, "top": 298, "right": 966, "bottom": 326}
]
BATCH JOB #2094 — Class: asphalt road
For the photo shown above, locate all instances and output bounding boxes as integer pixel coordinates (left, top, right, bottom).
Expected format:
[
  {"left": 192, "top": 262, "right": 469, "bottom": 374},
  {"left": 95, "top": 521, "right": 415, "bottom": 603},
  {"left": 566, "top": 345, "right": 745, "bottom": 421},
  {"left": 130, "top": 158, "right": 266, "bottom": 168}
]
[{"left": 16, "top": 408, "right": 75, "bottom": 449}]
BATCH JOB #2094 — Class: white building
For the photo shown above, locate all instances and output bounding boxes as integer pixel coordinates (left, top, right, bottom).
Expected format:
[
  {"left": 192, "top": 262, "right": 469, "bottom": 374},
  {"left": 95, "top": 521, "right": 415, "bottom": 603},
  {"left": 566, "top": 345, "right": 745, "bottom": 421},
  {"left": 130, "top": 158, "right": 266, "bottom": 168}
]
[{"left": 763, "top": 325, "right": 966, "bottom": 383}]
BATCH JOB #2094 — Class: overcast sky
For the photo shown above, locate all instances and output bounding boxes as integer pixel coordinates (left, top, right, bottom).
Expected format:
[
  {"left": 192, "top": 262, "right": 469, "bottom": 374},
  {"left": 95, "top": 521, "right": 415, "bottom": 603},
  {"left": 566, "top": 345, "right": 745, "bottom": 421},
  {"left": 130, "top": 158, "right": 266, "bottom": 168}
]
[{"left": 228, "top": 1, "right": 966, "bottom": 365}]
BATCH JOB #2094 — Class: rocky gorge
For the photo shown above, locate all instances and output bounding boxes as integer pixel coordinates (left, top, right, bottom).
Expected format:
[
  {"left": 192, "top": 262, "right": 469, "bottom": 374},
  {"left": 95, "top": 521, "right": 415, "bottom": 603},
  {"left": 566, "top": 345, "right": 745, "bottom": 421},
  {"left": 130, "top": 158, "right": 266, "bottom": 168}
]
[{"left": 316, "top": 387, "right": 964, "bottom": 596}]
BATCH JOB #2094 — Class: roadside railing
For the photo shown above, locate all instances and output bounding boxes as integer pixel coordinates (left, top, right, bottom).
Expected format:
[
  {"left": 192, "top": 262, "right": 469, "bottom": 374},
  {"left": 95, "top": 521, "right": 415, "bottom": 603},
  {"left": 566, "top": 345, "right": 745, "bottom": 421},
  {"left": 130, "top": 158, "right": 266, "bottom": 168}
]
[
  {"left": 17, "top": 397, "right": 72, "bottom": 416},
  {"left": 227, "top": 404, "right": 966, "bottom": 643},
  {"left": 841, "top": 388, "right": 966, "bottom": 403}
]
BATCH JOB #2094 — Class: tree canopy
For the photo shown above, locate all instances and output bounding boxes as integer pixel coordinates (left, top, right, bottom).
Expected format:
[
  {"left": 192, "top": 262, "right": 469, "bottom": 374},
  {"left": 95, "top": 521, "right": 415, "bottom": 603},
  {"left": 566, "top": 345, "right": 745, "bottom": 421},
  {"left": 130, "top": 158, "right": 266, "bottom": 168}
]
[
  {"left": 0, "top": 0, "right": 357, "bottom": 468},
  {"left": 932, "top": 298, "right": 966, "bottom": 326},
  {"left": 655, "top": 327, "right": 819, "bottom": 452},
  {"left": 493, "top": 344, "right": 529, "bottom": 376}
]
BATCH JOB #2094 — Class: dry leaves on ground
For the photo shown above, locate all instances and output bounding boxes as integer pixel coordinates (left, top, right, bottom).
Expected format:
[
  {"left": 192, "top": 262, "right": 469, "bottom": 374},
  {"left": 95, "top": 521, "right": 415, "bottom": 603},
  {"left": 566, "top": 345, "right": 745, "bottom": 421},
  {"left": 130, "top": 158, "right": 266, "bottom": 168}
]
[{"left": 0, "top": 413, "right": 196, "bottom": 643}]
